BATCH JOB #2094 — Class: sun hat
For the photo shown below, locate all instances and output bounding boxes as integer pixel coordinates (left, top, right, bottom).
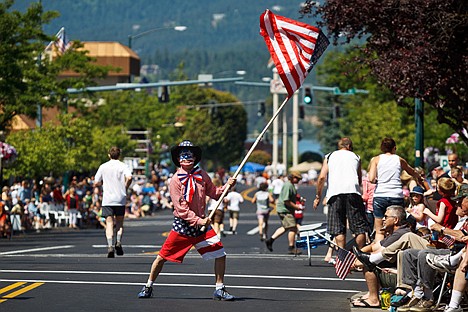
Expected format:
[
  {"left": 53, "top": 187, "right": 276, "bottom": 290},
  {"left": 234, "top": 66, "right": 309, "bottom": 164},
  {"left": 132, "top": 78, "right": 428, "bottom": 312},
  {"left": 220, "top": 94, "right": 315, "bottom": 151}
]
[
  {"left": 170, "top": 140, "right": 202, "bottom": 167},
  {"left": 289, "top": 171, "right": 302, "bottom": 180},
  {"left": 410, "top": 185, "right": 425, "bottom": 196}
]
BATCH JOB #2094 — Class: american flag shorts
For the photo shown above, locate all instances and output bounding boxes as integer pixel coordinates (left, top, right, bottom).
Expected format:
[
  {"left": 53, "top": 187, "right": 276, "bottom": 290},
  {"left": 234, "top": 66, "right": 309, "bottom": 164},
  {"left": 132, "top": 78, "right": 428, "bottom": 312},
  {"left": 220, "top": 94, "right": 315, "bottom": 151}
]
[{"left": 159, "top": 223, "right": 226, "bottom": 263}]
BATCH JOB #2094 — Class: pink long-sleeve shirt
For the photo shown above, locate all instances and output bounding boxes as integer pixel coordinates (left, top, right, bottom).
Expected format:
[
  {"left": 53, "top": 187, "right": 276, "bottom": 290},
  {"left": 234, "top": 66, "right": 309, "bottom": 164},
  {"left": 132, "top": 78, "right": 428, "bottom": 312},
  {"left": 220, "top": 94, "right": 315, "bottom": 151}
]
[{"left": 170, "top": 167, "right": 226, "bottom": 227}]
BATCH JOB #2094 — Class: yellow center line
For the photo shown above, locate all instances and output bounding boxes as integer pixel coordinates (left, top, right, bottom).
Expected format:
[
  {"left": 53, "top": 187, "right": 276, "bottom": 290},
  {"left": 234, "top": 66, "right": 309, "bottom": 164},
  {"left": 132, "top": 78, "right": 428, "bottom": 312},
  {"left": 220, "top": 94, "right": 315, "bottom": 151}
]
[
  {"left": 1, "top": 282, "right": 44, "bottom": 301},
  {"left": 241, "top": 186, "right": 277, "bottom": 214},
  {"left": 0, "top": 282, "right": 26, "bottom": 295},
  {"left": 240, "top": 186, "right": 257, "bottom": 202}
]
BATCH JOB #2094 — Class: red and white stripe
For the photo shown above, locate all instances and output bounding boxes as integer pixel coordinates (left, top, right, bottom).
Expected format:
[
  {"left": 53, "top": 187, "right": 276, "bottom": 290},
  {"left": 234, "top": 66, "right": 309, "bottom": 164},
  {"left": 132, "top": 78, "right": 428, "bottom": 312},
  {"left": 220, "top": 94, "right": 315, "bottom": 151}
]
[
  {"left": 260, "top": 9, "right": 321, "bottom": 96},
  {"left": 195, "top": 229, "right": 226, "bottom": 260},
  {"left": 178, "top": 167, "right": 203, "bottom": 203},
  {"left": 335, "top": 248, "right": 357, "bottom": 280}
]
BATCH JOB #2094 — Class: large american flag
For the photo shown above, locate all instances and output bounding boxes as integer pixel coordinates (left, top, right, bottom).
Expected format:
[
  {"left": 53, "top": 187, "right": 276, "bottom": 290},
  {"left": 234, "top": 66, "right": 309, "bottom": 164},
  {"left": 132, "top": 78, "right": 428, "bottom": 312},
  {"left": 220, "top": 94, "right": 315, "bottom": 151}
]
[
  {"left": 335, "top": 248, "right": 357, "bottom": 280},
  {"left": 260, "top": 9, "right": 329, "bottom": 96}
]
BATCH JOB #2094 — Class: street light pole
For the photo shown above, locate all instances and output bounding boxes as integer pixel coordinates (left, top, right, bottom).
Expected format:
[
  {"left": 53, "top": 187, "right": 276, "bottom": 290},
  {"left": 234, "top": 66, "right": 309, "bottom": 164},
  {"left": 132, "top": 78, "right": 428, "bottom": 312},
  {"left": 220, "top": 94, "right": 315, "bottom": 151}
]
[
  {"left": 415, "top": 98, "right": 424, "bottom": 167},
  {"left": 128, "top": 25, "right": 187, "bottom": 50},
  {"left": 127, "top": 25, "right": 186, "bottom": 82}
]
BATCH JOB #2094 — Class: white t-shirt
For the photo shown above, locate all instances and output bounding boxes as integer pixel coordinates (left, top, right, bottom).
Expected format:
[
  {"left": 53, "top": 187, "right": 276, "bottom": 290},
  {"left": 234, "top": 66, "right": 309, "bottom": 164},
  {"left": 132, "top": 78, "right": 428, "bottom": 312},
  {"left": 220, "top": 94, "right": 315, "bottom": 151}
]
[
  {"left": 271, "top": 178, "right": 284, "bottom": 195},
  {"left": 225, "top": 191, "right": 244, "bottom": 212},
  {"left": 207, "top": 197, "right": 223, "bottom": 211},
  {"left": 95, "top": 159, "right": 132, "bottom": 206},
  {"left": 255, "top": 176, "right": 267, "bottom": 188}
]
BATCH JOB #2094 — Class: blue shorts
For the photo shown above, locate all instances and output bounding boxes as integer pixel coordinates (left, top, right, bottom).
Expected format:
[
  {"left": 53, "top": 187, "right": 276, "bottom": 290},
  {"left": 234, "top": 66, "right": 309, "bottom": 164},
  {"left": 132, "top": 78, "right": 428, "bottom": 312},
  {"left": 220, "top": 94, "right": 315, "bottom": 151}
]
[{"left": 373, "top": 197, "right": 405, "bottom": 218}]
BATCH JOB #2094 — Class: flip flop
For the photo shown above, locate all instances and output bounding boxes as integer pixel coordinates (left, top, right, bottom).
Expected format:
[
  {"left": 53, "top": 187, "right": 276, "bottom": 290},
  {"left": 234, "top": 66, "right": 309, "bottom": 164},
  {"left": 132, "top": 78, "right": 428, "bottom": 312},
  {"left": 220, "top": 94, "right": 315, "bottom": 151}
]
[
  {"left": 351, "top": 298, "right": 380, "bottom": 308},
  {"left": 351, "top": 295, "right": 369, "bottom": 304}
]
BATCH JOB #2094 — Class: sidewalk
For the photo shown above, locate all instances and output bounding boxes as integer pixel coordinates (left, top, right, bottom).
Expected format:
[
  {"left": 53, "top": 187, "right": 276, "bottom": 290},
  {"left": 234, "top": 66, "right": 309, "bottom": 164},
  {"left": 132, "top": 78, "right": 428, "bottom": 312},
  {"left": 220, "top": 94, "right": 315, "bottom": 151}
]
[{"left": 350, "top": 292, "right": 382, "bottom": 312}]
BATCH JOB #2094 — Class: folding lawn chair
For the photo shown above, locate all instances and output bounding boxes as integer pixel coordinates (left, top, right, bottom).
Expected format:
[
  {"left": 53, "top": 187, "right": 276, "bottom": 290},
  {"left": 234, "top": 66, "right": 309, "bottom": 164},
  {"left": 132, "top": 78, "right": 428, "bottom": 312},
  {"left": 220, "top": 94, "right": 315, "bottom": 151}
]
[{"left": 296, "top": 223, "right": 329, "bottom": 266}]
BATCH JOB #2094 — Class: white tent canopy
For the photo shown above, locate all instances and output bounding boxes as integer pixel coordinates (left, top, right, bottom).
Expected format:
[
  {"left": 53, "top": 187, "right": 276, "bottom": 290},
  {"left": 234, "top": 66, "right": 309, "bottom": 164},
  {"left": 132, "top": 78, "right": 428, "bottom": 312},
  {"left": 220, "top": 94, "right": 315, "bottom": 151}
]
[{"left": 289, "top": 161, "right": 322, "bottom": 173}]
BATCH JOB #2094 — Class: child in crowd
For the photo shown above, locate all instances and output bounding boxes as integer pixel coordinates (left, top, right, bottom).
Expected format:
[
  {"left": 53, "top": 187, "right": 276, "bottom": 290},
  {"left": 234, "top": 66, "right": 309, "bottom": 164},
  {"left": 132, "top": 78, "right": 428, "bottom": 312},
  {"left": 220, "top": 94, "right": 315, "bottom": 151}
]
[
  {"left": 362, "top": 170, "right": 376, "bottom": 234},
  {"left": 207, "top": 178, "right": 226, "bottom": 237},
  {"left": 406, "top": 186, "right": 428, "bottom": 230},
  {"left": 451, "top": 166, "right": 468, "bottom": 187},
  {"left": 294, "top": 193, "right": 306, "bottom": 226},
  {"left": 424, "top": 177, "right": 458, "bottom": 229},
  {"left": 251, "top": 182, "right": 274, "bottom": 241},
  {"left": 0, "top": 202, "right": 11, "bottom": 238}
]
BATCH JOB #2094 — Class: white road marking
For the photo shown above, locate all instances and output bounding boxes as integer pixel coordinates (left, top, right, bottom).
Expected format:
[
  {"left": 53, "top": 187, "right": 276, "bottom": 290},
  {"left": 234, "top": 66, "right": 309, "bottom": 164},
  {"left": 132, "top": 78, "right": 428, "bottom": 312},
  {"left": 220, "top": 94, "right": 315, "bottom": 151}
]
[
  {"left": 0, "top": 278, "right": 360, "bottom": 293},
  {"left": 247, "top": 226, "right": 259, "bottom": 235},
  {"left": 0, "top": 269, "right": 365, "bottom": 282},
  {"left": 0, "top": 245, "right": 74, "bottom": 255},
  {"left": 91, "top": 245, "right": 162, "bottom": 248}
]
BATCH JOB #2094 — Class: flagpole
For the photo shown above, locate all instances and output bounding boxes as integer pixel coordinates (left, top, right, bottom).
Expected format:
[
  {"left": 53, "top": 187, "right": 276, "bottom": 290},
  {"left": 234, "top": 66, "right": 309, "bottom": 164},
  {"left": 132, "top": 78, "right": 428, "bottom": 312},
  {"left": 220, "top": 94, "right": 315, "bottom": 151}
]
[{"left": 202, "top": 95, "right": 292, "bottom": 229}]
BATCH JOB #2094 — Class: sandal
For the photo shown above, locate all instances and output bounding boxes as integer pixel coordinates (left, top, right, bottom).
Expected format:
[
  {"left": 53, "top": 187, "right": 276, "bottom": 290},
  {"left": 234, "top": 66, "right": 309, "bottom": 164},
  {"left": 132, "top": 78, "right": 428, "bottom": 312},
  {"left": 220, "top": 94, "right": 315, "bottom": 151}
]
[{"left": 351, "top": 298, "right": 380, "bottom": 308}]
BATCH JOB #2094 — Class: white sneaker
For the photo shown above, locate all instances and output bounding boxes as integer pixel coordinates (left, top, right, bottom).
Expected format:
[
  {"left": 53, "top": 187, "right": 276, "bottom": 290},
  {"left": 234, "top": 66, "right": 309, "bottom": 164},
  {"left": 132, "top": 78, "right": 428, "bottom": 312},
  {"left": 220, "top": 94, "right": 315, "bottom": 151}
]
[
  {"left": 444, "top": 306, "right": 462, "bottom": 312},
  {"left": 426, "top": 253, "right": 457, "bottom": 273}
]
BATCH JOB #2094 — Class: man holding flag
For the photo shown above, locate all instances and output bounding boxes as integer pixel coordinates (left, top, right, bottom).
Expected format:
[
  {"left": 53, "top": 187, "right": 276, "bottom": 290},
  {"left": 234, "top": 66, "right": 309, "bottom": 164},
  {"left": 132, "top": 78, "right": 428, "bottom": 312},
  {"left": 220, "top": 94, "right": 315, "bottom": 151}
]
[{"left": 137, "top": 140, "right": 237, "bottom": 301}]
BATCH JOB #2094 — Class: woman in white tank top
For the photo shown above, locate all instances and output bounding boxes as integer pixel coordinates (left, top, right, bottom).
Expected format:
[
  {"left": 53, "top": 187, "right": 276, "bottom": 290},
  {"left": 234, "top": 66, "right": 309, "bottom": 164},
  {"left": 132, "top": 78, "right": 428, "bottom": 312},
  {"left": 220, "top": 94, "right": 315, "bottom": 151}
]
[{"left": 368, "top": 138, "right": 423, "bottom": 242}]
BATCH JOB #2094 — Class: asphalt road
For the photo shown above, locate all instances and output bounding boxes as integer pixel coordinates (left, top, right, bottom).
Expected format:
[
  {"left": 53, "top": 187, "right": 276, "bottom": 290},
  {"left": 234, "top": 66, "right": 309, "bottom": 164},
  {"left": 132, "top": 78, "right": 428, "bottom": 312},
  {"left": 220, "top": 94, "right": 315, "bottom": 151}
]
[{"left": 0, "top": 184, "right": 367, "bottom": 312}]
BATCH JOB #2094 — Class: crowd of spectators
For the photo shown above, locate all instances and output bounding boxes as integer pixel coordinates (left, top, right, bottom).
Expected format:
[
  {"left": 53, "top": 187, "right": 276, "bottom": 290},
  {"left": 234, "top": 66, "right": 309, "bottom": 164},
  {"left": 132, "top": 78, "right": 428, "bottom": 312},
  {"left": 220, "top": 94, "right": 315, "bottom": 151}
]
[
  {"left": 351, "top": 152, "right": 468, "bottom": 311},
  {"left": 0, "top": 164, "right": 174, "bottom": 238}
]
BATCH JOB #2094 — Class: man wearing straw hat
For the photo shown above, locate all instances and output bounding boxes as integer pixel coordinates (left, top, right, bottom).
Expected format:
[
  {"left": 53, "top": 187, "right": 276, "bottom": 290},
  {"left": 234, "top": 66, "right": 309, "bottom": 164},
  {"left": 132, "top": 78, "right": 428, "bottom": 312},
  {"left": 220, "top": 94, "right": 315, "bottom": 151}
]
[
  {"left": 137, "top": 140, "right": 237, "bottom": 300},
  {"left": 264, "top": 170, "right": 304, "bottom": 254}
]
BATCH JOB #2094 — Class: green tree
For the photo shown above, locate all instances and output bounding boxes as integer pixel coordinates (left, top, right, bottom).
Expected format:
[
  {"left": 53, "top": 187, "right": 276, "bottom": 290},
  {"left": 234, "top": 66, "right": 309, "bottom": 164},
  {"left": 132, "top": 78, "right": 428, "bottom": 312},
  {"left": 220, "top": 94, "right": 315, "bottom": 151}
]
[
  {"left": 247, "top": 150, "right": 271, "bottom": 166},
  {"left": 72, "top": 66, "right": 247, "bottom": 171},
  {"left": 316, "top": 48, "right": 454, "bottom": 167},
  {"left": 5, "top": 114, "right": 132, "bottom": 179},
  {"left": 0, "top": 0, "right": 110, "bottom": 131},
  {"left": 179, "top": 88, "right": 247, "bottom": 170},
  {"left": 301, "top": 0, "right": 468, "bottom": 144}
]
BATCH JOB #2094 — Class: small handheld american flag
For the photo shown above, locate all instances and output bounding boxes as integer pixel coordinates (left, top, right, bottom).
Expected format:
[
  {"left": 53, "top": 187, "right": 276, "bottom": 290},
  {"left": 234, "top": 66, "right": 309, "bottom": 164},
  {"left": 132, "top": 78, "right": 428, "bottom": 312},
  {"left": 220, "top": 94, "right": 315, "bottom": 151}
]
[
  {"left": 335, "top": 248, "right": 357, "bottom": 280},
  {"left": 440, "top": 234, "right": 456, "bottom": 248}
]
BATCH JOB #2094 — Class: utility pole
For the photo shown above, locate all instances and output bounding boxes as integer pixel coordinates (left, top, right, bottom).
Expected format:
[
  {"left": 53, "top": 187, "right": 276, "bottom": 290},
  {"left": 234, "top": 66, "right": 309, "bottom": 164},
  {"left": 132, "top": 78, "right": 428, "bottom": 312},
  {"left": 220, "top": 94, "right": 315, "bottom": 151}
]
[
  {"left": 282, "top": 107, "right": 287, "bottom": 173},
  {"left": 415, "top": 98, "right": 424, "bottom": 167},
  {"left": 272, "top": 70, "right": 280, "bottom": 176},
  {"left": 292, "top": 91, "right": 299, "bottom": 167}
]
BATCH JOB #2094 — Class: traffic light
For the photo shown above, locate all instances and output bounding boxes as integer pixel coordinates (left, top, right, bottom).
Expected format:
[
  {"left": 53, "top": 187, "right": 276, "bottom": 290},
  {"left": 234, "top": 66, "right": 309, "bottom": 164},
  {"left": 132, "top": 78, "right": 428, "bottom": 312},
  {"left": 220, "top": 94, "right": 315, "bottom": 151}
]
[
  {"left": 158, "top": 85, "right": 170, "bottom": 103},
  {"left": 303, "top": 86, "right": 313, "bottom": 105},
  {"left": 257, "top": 101, "right": 265, "bottom": 117},
  {"left": 333, "top": 104, "right": 341, "bottom": 119}
]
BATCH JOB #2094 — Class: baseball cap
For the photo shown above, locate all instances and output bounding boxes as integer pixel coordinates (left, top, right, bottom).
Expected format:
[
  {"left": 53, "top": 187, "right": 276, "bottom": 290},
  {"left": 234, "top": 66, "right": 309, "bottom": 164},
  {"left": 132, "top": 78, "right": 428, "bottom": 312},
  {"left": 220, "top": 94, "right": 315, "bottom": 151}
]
[{"left": 426, "top": 163, "right": 443, "bottom": 178}]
